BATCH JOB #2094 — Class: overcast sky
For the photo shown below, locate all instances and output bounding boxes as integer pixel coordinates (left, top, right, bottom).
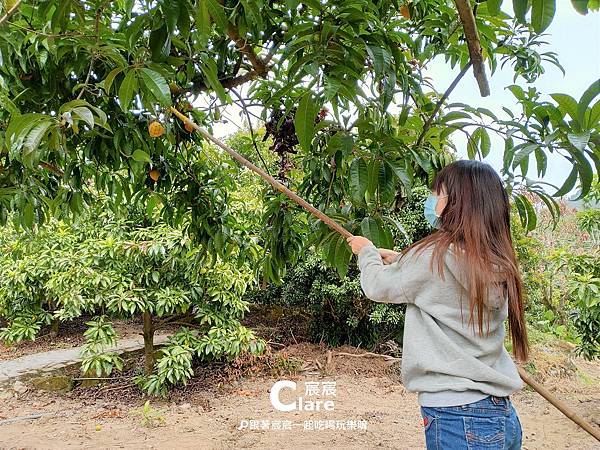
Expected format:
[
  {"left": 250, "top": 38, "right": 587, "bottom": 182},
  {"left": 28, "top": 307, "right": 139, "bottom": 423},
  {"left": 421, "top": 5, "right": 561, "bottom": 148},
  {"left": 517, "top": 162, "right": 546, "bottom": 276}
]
[
  {"left": 425, "top": 1, "right": 600, "bottom": 189},
  {"left": 208, "top": 2, "right": 600, "bottom": 190}
]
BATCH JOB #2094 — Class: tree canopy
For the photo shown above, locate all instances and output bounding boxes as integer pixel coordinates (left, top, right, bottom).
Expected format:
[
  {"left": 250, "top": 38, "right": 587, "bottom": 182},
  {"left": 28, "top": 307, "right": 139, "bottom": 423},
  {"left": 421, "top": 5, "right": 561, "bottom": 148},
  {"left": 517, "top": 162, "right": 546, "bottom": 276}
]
[{"left": 1, "top": 0, "right": 599, "bottom": 278}]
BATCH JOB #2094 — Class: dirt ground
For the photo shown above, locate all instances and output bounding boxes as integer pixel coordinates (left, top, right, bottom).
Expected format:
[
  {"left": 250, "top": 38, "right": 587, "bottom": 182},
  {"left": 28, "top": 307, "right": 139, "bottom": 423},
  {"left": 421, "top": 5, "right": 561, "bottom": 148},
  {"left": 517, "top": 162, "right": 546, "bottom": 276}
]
[{"left": 0, "top": 342, "right": 599, "bottom": 450}]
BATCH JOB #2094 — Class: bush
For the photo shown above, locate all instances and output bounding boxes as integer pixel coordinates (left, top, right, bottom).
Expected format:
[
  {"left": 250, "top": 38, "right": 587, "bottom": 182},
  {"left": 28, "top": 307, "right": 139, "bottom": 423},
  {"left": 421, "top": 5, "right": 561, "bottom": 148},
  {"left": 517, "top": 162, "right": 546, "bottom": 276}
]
[
  {"left": 389, "top": 185, "right": 433, "bottom": 248},
  {"left": 576, "top": 208, "right": 600, "bottom": 245},
  {"left": 247, "top": 251, "right": 405, "bottom": 348},
  {"left": 0, "top": 203, "right": 266, "bottom": 394},
  {"left": 247, "top": 186, "right": 435, "bottom": 349},
  {"left": 513, "top": 208, "right": 600, "bottom": 359}
]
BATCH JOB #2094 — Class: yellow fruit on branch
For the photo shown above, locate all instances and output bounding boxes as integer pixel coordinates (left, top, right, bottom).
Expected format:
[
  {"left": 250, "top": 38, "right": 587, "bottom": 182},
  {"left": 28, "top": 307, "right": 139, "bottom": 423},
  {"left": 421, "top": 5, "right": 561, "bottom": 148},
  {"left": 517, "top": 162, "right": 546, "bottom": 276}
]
[
  {"left": 4, "top": 0, "right": 19, "bottom": 12},
  {"left": 149, "top": 169, "right": 160, "bottom": 182},
  {"left": 148, "top": 121, "right": 165, "bottom": 138},
  {"left": 400, "top": 4, "right": 410, "bottom": 19}
]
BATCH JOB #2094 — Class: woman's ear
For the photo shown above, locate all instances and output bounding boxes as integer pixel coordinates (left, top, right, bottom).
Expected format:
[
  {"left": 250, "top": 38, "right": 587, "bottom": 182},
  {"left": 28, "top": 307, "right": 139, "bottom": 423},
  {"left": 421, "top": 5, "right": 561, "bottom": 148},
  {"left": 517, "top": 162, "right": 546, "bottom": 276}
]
[{"left": 435, "top": 187, "right": 448, "bottom": 216}]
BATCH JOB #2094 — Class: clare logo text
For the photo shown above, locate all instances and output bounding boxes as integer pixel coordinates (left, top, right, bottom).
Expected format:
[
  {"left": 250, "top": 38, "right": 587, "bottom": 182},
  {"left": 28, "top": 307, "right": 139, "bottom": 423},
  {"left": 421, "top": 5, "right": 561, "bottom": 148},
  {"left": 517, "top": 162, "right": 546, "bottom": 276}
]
[{"left": 270, "top": 380, "right": 336, "bottom": 412}]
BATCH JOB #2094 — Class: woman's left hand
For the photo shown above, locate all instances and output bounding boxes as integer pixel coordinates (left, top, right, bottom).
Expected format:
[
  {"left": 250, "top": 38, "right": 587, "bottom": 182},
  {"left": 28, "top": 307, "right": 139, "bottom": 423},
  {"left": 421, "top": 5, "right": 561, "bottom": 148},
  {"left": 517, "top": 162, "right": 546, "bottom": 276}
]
[{"left": 346, "top": 236, "right": 373, "bottom": 255}]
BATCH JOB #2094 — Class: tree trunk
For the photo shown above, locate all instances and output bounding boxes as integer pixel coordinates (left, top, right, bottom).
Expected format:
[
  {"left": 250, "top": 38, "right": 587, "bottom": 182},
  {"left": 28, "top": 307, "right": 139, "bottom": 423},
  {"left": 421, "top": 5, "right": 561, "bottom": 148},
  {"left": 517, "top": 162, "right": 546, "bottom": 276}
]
[
  {"left": 142, "top": 311, "right": 155, "bottom": 375},
  {"left": 48, "top": 298, "right": 59, "bottom": 336},
  {"left": 51, "top": 318, "right": 60, "bottom": 335}
]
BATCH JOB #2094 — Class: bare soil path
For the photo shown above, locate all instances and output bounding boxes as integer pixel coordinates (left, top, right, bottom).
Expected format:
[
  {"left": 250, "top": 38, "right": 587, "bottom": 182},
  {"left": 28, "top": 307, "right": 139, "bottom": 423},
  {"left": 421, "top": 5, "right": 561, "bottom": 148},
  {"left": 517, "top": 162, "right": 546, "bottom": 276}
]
[{"left": 0, "top": 343, "right": 598, "bottom": 450}]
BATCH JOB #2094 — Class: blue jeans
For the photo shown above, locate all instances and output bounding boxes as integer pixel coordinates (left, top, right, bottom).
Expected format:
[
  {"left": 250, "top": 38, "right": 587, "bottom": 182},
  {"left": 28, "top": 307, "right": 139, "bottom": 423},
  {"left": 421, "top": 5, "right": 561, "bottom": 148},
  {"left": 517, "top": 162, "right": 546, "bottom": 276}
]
[{"left": 420, "top": 395, "right": 522, "bottom": 450}]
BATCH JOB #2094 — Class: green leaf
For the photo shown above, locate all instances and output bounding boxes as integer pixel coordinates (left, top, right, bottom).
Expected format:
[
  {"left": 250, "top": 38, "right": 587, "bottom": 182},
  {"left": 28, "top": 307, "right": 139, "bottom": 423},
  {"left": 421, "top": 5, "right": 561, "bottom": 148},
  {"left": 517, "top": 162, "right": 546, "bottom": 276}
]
[
  {"left": 333, "top": 234, "right": 351, "bottom": 278},
  {"left": 132, "top": 149, "right": 152, "bottom": 163},
  {"left": 570, "top": 0, "right": 589, "bottom": 15},
  {"left": 118, "top": 70, "right": 138, "bottom": 111},
  {"left": 513, "top": 0, "right": 529, "bottom": 23},
  {"left": 550, "top": 93, "right": 579, "bottom": 124},
  {"left": 513, "top": 194, "right": 536, "bottom": 231},
  {"left": 534, "top": 147, "right": 547, "bottom": 177},
  {"left": 147, "top": 195, "right": 158, "bottom": 217},
  {"left": 512, "top": 143, "right": 538, "bottom": 169},
  {"left": 162, "top": 0, "right": 180, "bottom": 34},
  {"left": 149, "top": 25, "right": 171, "bottom": 62},
  {"left": 366, "top": 45, "right": 390, "bottom": 77},
  {"left": 378, "top": 162, "right": 395, "bottom": 204},
  {"left": 205, "top": 0, "right": 229, "bottom": 31},
  {"left": 477, "top": 127, "right": 491, "bottom": 158},
  {"left": 24, "top": 120, "right": 53, "bottom": 154},
  {"left": 6, "top": 113, "right": 48, "bottom": 151},
  {"left": 360, "top": 217, "right": 382, "bottom": 246},
  {"left": 102, "top": 67, "right": 124, "bottom": 94},
  {"left": 196, "top": 0, "right": 211, "bottom": 44},
  {"left": 200, "top": 60, "right": 227, "bottom": 103},
  {"left": 294, "top": 93, "right": 319, "bottom": 153},
  {"left": 488, "top": 0, "right": 503, "bottom": 15},
  {"left": 467, "top": 132, "right": 478, "bottom": 159},
  {"left": 531, "top": 0, "right": 556, "bottom": 33},
  {"left": 553, "top": 167, "right": 578, "bottom": 197},
  {"left": 23, "top": 202, "right": 34, "bottom": 229},
  {"left": 385, "top": 159, "right": 411, "bottom": 191},
  {"left": 567, "top": 131, "right": 591, "bottom": 150},
  {"left": 71, "top": 107, "right": 95, "bottom": 129},
  {"left": 441, "top": 111, "right": 471, "bottom": 122},
  {"left": 506, "top": 84, "right": 525, "bottom": 101},
  {"left": 585, "top": 100, "right": 600, "bottom": 129},
  {"left": 535, "top": 191, "right": 559, "bottom": 225},
  {"left": 577, "top": 78, "right": 600, "bottom": 126},
  {"left": 571, "top": 149, "right": 594, "bottom": 199},
  {"left": 139, "top": 68, "right": 172, "bottom": 106},
  {"left": 349, "top": 157, "right": 368, "bottom": 204}
]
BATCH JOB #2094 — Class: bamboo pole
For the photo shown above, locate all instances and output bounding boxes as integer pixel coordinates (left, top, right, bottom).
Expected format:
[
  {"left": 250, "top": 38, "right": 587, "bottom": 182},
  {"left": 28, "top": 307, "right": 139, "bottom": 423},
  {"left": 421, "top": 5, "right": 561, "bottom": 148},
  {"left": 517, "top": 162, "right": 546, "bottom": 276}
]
[
  {"left": 170, "top": 107, "right": 600, "bottom": 443},
  {"left": 517, "top": 366, "right": 600, "bottom": 442},
  {"left": 0, "top": 0, "right": 22, "bottom": 26}
]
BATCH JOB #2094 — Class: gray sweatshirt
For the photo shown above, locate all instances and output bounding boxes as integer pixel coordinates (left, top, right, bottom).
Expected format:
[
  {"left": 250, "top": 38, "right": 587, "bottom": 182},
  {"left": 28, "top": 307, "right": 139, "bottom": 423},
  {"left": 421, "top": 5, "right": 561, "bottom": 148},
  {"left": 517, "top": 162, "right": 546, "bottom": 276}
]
[{"left": 357, "top": 243, "right": 524, "bottom": 407}]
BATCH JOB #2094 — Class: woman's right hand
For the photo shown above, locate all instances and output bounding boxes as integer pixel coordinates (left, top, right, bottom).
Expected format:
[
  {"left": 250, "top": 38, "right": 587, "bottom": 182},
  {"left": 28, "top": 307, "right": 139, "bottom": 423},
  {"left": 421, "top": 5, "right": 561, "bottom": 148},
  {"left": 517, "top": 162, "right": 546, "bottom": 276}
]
[{"left": 379, "top": 248, "right": 400, "bottom": 265}]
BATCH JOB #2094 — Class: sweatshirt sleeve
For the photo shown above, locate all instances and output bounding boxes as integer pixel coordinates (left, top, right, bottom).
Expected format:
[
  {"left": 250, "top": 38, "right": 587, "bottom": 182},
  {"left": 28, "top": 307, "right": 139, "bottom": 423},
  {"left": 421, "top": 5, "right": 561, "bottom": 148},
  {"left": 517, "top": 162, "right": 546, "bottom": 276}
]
[{"left": 358, "top": 245, "right": 431, "bottom": 303}]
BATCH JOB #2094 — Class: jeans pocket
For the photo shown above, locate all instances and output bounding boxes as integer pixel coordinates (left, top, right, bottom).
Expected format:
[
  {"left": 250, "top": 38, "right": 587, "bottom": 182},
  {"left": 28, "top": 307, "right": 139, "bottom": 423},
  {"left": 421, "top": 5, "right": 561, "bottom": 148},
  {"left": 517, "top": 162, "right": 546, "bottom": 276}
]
[
  {"left": 512, "top": 406, "right": 523, "bottom": 450},
  {"left": 421, "top": 408, "right": 438, "bottom": 450},
  {"left": 463, "top": 416, "right": 505, "bottom": 449}
]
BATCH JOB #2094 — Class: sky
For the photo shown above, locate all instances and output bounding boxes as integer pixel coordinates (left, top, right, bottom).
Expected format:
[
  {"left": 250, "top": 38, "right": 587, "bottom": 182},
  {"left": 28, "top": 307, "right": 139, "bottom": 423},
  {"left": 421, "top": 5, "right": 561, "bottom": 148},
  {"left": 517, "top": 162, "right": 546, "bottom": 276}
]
[
  {"left": 424, "top": 1, "right": 600, "bottom": 189},
  {"left": 207, "top": 1, "right": 600, "bottom": 190}
]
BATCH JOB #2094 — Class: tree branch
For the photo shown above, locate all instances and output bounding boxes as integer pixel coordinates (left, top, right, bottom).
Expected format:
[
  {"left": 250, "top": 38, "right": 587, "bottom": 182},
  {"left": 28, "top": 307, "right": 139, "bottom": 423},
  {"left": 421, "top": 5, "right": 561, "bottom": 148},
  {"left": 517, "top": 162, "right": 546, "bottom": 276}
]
[
  {"left": 231, "top": 88, "right": 271, "bottom": 174},
  {"left": 175, "top": 69, "right": 262, "bottom": 96},
  {"left": 454, "top": 0, "right": 490, "bottom": 97},
  {"left": 76, "top": 7, "right": 102, "bottom": 99},
  {"left": 39, "top": 161, "right": 64, "bottom": 176},
  {"left": 0, "top": 0, "right": 21, "bottom": 26},
  {"left": 415, "top": 62, "right": 472, "bottom": 147},
  {"left": 226, "top": 24, "right": 269, "bottom": 77}
]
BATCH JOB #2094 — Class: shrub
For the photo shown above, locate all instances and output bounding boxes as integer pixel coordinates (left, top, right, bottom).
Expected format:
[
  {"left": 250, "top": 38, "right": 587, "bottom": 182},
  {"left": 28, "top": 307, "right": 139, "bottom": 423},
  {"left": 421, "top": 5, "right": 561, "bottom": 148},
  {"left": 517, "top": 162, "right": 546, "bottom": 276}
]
[
  {"left": 513, "top": 209, "right": 600, "bottom": 359},
  {"left": 389, "top": 185, "right": 433, "bottom": 248},
  {"left": 247, "top": 186, "right": 435, "bottom": 349},
  {"left": 576, "top": 208, "right": 600, "bottom": 245},
  {"left": 0, "top": 204, "right": 266, "bottom": 394}
]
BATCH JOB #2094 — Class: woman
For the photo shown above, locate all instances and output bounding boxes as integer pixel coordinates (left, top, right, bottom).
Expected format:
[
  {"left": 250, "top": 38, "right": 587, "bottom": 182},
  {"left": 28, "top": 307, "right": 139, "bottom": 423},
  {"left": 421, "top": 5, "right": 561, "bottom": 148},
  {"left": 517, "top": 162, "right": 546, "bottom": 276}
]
[{"left": 347, "top": 160, "right": 527, "bottom": 450}]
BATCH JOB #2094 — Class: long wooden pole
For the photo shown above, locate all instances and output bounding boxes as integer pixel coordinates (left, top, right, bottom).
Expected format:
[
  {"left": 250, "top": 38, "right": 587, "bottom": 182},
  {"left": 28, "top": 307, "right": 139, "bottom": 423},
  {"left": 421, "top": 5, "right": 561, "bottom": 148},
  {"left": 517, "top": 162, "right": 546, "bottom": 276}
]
[
  {"left": 170, "top": 106, "right": 600, "bottom": 443},
  {"left": 0, "top": 0, "right": 22, "bottom": 26},
  {"left": 517, "top": 366, "right": 600, "bottom": 442}
]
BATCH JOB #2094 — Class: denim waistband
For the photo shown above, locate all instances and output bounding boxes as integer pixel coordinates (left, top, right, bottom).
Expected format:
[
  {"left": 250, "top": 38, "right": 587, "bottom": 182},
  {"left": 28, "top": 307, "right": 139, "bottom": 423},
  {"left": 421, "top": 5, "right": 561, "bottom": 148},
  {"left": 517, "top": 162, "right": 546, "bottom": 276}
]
[{"left": 466, "top": 394, "right": 511, "bottom": 411}]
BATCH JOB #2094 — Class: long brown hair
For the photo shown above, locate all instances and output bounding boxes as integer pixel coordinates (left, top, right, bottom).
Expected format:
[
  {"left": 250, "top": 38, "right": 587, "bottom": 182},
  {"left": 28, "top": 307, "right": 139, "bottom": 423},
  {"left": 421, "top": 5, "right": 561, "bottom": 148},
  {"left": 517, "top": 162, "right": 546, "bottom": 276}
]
[{"left": 405, "top": 160, "right": 528, "bottom": 362}]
